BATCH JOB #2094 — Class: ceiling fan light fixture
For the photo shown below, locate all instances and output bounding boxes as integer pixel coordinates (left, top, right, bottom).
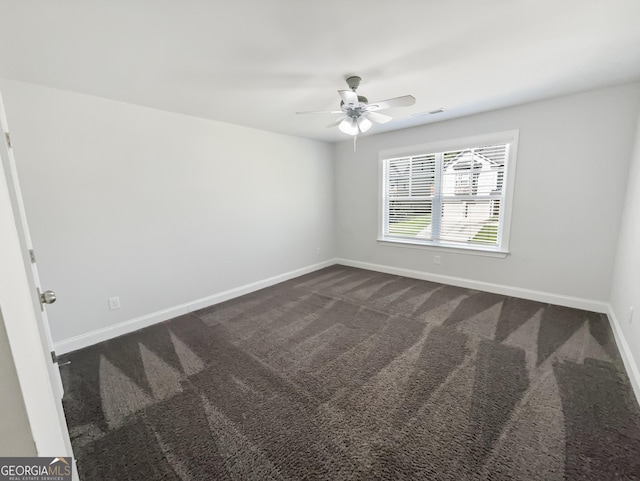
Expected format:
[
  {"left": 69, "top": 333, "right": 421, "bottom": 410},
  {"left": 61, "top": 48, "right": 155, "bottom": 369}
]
[
  {"left": 339, "top": 117, "right": 359, "bottom": 136},
  {"left": 357, "top": 116, "right": 372, "bottom": 133}
]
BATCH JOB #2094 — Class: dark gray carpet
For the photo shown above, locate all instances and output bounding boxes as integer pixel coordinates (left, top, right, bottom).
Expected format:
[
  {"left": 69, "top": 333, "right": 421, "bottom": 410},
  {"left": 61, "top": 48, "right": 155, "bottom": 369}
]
[{"left": 60, "top": 266, "right": 640, "bottom": 480}]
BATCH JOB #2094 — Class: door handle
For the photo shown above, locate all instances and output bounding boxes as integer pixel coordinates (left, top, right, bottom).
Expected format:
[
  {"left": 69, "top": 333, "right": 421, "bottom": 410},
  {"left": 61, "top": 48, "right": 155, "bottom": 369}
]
[{"left": 37, "top": 288, "right": 57, "bottom": 310}]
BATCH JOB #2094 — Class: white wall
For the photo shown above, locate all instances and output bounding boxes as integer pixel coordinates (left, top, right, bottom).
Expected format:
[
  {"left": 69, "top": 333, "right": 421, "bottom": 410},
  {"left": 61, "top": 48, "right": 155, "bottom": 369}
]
[
  {"left": 0, "top": 79, "right": 334, "bottom": 346},
  {"left": 610, "top": 109, "right": 640, "bottom": 389},
  {"left": 334, "top": 83, "right": 640, "bottom": 304}
]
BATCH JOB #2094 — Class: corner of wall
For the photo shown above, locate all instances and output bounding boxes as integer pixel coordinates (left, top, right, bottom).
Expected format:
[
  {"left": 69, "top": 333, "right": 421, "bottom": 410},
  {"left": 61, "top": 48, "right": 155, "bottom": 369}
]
[
  {"left": 606, "top": 305, "right": 640, "bottom": 405},
  {"left": 607, "top": 99, "right": 640, "bottom": 407}
]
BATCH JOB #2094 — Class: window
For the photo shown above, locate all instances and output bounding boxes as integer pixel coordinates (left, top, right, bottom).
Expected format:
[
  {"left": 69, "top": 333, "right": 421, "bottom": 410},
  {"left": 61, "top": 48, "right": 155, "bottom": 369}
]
[{"left": 380, "top": 131, "right": 518, "bottom": 254}]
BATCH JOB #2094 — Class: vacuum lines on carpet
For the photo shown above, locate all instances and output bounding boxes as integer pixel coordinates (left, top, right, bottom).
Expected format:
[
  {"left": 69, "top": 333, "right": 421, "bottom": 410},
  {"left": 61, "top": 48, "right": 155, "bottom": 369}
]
[{"left": 60, "top": 266, "right": 640, "bottom": 480}]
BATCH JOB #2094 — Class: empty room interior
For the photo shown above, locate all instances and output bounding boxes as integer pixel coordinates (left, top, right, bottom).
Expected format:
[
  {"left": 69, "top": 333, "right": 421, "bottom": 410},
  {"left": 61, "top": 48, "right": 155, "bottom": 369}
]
[{"left": 2, "top": 1, "right": 640, "bottom": 480}]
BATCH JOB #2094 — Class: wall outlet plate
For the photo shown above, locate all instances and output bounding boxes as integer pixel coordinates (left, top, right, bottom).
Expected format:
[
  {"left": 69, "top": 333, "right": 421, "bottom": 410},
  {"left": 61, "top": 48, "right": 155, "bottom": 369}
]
[{"left": 108, "top": 296, "right": 121, "bottom": 310}]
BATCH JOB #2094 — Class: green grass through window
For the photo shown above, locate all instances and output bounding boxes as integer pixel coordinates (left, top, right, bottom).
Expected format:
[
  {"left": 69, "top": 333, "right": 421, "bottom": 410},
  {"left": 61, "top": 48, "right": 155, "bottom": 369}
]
[
  {"left": 472, "top": 221, "right": 498, "bottom": 244},
  {"left": 388, "top": 214, "right": 432, "bottom": 236}
]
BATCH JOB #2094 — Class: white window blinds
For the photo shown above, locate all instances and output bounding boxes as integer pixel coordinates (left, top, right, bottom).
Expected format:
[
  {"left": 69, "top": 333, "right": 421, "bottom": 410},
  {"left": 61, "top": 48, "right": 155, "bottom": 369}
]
[{"left": 382, "top": 142, "right": 510, "bottom": 251}]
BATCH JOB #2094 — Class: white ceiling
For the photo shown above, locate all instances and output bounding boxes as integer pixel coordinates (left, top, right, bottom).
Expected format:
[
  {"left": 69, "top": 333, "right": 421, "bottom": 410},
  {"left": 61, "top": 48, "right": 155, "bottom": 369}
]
[{"left": 1, "top": 0, "right": 639, "bottom": 143}]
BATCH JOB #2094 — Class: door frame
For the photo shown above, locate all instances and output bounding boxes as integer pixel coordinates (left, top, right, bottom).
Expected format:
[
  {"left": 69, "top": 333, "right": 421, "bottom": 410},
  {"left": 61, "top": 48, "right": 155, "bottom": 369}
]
[{"left": 0, "top": 94, "right": 71, "bottom": 457}]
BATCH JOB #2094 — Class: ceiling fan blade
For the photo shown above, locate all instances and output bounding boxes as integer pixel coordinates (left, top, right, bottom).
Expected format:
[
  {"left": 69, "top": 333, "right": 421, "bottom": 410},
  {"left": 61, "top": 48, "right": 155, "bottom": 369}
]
[
  {"left": 367, "top": 95, "right": 416, "bottom": 111},
  {"left": 296, "top": 110, "right": 343, "bottom": 115},
  {"left": 365, "top": 111, "right": 393, "bottom": 124},
  {"left": 338, "top": 90, "right": 360, "bottom": 108},
  {"left": 326, "top": 116, "right": 347, "bottom": 128}
]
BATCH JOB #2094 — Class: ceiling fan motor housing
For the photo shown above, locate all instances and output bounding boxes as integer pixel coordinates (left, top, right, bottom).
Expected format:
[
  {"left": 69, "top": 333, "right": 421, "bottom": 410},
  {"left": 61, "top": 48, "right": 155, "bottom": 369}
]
[{"left": 340, "top": 95, "right": 368, "bottom": 112}]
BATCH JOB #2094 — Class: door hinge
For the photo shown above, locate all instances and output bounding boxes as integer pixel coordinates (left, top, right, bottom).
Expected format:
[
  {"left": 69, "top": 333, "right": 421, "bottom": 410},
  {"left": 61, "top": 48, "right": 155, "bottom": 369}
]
[
  {"left": 29, "top": 249, "right": 36, "bottom": 263},
  {"left": 5, "top": 132, "right": 11, "bottom": 148},
  {"left": 50, "top": 350, "right": 70, "bottom": 366}
]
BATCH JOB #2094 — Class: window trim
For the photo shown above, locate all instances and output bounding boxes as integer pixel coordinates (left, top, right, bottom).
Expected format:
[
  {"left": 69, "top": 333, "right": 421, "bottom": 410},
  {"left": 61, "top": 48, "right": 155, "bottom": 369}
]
[{"left": 378, "top": 130, "right": 519, "bottom": 256}]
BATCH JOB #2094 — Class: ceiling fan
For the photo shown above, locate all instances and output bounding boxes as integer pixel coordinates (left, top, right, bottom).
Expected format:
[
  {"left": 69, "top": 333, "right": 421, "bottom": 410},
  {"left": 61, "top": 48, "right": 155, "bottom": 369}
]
[{"left": 297, "top": 76, "right": 416, "bottom": 136}]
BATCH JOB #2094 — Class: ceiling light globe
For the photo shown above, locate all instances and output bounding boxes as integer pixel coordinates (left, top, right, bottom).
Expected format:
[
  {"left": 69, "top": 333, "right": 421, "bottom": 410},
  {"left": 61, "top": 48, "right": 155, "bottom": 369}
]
[
  {"left": 339, "top": 117, "right": 359, "bottom": 136},
  {"left": 357, "top": 117, "right": 373, "bottom": 133}
]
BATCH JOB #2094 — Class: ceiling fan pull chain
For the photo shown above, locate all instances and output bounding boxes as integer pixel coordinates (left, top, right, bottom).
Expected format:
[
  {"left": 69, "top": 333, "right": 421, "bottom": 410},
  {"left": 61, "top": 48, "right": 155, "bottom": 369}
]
[{"left": 353, "top": 135, "right": 357, "bottom": 152}]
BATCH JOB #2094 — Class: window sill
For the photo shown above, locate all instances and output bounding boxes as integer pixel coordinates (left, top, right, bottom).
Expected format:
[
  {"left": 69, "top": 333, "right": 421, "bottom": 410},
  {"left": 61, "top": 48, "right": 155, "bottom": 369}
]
[{"left": 377, "top": 238, "right": 509, "bottom": 258}]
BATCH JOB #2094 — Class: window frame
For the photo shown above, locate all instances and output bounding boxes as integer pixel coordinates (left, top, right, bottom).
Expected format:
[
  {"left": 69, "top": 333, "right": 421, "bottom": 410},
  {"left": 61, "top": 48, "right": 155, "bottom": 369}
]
[{"left": 378, "top": 130, "right": 519, "bottom": 258}]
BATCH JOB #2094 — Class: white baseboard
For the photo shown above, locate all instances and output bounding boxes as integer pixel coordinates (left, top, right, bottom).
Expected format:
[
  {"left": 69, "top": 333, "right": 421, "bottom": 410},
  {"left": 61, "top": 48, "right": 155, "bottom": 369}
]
[
  {"left": 55, "top": 259, "right": 337, "bottom": 354},
  {"left": 55, "top": 255, "right": 640, "bottom": 407},
  {"left": 337, "top": 258, "right": 640, "bottom": 404},
  {"left": 335, "top": 258, "right": 609, "bottom": 313},
  {"left": 606, "top": 305, "right": 640, "bottom": 405}
]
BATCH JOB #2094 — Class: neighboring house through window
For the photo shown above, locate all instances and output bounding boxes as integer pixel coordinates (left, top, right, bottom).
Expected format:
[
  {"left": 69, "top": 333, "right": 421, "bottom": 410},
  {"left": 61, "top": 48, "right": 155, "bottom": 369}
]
[{"left": 379, "top": 130, "right": 519, "bottom": 256}]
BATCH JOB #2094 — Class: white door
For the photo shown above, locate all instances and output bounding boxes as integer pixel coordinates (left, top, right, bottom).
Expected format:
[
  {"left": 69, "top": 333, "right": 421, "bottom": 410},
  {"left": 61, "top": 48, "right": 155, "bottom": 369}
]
[{"left": 0, "top": 92, "right": 78, "bottom": 479}]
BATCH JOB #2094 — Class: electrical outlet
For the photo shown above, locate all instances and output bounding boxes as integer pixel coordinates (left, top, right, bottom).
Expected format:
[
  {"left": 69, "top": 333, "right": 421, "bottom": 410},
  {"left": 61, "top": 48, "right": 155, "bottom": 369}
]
[
  {"left": 434, "top": 255, "right": 441, "bottom": 265},
  {"left": 629, "top": 307, "right": 634, "bottom": 324},
  {"left": 316, "top": 247, "right": 321, "bottom": 255},
  {"left": 108, "top": 296, "right": 121, "bottom": 310}
]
